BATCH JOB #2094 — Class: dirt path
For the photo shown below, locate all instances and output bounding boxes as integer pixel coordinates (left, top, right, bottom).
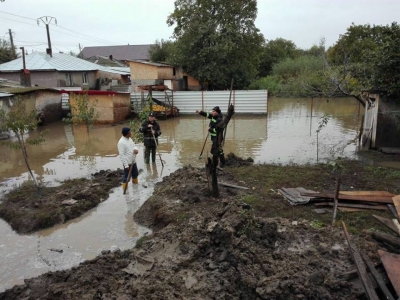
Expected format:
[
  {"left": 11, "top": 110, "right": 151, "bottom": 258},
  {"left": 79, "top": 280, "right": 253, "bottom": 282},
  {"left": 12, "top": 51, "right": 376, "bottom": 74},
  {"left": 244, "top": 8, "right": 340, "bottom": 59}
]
[{"left": 1, "top": 156, "right": 399, "bottom": 299}]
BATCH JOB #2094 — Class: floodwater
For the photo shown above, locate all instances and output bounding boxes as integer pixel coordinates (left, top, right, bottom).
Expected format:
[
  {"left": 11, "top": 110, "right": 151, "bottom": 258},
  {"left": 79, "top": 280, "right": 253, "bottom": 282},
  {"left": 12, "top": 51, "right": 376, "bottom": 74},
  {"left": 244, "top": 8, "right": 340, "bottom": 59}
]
[{"left": 0, "top": 97, "right": 390, "bottom": 292}]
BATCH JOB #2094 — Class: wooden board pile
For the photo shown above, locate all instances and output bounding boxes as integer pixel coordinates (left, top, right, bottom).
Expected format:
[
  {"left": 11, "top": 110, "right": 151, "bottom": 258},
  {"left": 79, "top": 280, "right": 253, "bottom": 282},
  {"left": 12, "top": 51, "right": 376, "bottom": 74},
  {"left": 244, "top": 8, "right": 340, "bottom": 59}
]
[
  {"left": 302, "top": 190, "right": 400, "bottom": 299},
  {"left": 303, "top": 190, "right": 395, "bottom": 212}
]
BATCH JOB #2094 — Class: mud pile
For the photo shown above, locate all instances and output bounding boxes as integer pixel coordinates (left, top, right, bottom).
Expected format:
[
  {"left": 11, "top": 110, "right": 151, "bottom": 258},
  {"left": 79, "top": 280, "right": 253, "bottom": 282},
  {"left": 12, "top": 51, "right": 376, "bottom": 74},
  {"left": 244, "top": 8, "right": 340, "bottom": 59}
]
[
  {"left": 0, "top": 169, "right": 122, "bottom": 234},
  {"left": 0, "top": 165, "right": 368, "bottom": 299}
]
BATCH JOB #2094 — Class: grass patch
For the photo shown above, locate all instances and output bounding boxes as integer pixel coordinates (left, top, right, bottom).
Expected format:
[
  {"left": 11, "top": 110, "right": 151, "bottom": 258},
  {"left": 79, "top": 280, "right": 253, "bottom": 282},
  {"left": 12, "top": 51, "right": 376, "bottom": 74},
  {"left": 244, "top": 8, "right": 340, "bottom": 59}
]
[{"left": 227, "top": 160, "right": 400, "bottom": 234}]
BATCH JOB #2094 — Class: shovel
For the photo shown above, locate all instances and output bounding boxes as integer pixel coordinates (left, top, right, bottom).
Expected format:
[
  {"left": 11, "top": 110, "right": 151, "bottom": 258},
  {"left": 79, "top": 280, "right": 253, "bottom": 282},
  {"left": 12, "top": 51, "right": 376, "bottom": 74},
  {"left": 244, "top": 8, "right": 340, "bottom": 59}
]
[
  {"left": 123, "top": 163, "right": 134, "bottom": 195},
  {"left": 151, "top": 130, "right": 165, "bottom": 167},
  {"left": 199, "top": 132, "right": 209, "bottom": 159}
]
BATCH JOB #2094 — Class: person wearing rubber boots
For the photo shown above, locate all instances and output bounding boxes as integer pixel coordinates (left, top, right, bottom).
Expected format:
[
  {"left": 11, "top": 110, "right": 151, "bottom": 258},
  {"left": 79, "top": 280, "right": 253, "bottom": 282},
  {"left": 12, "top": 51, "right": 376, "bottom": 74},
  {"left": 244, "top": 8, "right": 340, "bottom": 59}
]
[
  {"left": 195, "top": 106, "right": 226, "bottom": 167},
  {"left": 139, "top": 112, "right": 161, "bottom": 164},
  {"left": 117, "top": 127, "right": 139, "bottom": 191}
]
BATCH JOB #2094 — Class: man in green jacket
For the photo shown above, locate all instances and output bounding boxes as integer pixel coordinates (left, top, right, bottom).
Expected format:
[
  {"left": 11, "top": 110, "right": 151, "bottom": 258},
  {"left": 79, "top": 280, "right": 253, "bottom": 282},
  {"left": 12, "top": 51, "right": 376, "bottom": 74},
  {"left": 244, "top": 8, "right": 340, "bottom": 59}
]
[{"left": 196, "top": 106, "right": 225, "bottom": 167}]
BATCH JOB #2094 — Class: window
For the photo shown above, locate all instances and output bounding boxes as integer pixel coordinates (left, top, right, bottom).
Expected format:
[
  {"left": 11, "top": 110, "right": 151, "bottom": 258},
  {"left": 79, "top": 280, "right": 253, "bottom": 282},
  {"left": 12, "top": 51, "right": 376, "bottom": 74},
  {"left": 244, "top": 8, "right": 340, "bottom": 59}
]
[
  {"left": 82, "top": 72, "right": 88, "bottom": 85},
  {"left": 65, "top": 73, "right": 73, "bottom": 86}
]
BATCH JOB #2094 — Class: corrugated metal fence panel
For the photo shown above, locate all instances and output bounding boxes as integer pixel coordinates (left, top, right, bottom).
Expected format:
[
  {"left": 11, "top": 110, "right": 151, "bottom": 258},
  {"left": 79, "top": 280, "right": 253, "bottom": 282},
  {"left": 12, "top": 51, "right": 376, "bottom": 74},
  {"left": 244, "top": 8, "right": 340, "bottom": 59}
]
[
  {"left": 130, "top": 90, "right": 268, "bottom": 114},
  {"left": 151, "top": 92, "right": 168, "bottom": 103},
  {"left": 174, "top": 90, "right": 268, "bottom": 114},
  {"left": 172, "top": 92, "right": 202, "bottom": 113},
  {"left": 232, "top": 90, "right": 268, "bottom": 114},
  {"left": 202, "top": 91, "right": 232, "bottom": 113}
]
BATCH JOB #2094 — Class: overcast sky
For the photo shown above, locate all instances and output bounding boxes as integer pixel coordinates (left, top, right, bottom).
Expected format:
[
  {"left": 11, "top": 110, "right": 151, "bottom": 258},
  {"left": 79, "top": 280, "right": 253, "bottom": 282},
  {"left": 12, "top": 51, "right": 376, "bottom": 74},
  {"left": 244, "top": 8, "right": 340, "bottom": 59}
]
[{"left": 0, "top": 0, "right": 399, "bottom": 55}]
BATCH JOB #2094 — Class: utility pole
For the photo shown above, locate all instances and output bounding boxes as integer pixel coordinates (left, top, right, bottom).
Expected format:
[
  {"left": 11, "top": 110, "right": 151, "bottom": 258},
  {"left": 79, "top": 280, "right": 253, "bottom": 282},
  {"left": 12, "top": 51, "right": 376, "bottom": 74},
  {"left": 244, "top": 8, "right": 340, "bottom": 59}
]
[
  {"left": 78, "top": 43, "right": 82, "bottom": 58},
  {"left": 20, "top": 47, "right": 26, "bottom": 70},
  {"left": 8, "top": 29, "right": 15, "bottom": 57},
  {"left": 37, "top": 16, "right": 57, "bottom": 57}
]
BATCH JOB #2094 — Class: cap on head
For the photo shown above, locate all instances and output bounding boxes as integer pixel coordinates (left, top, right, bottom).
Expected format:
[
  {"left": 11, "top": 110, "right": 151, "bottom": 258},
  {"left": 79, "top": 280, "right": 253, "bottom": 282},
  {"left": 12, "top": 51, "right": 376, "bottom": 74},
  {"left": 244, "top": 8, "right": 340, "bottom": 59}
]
[
  {"left": 212, "top": 106, "right": 221, "bottom": 114},
  {"left": 122, "top": 127, "right": 131, "bottom": 136},
  {"left": 149, "top": 112, "right": 155, "bottom": 117}
]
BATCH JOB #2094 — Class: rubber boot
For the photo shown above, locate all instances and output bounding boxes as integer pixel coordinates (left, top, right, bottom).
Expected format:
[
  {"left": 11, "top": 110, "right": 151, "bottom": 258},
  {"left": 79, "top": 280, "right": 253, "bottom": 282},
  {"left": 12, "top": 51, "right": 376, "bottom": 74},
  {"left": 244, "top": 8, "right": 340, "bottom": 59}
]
[
  {"left": 132, "top": 178, "right": 138, "bottom": 185},
  {"left": 219, "top": 154, "right": 226, "bottom": 168},
  {"left": 122, "top": 182, "right": 127, "bottom": 190}
]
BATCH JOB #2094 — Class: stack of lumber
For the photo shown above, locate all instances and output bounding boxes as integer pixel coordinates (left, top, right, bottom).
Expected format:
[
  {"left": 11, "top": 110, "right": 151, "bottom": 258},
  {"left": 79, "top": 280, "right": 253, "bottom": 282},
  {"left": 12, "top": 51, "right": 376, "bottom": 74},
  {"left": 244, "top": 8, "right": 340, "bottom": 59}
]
[
  {"left": 301, "top": 191, "right": 395, "bottom": 212},
  {"left": 342, "top": 221, "right": 400, "bottom": 300}
]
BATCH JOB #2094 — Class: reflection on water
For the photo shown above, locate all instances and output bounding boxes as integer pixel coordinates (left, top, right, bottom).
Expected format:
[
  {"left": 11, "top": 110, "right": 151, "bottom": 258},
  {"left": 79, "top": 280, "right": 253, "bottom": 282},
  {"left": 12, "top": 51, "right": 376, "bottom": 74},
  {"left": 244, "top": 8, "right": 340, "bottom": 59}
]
[{"left": 0, "top": 97, "right": 394, "bottom": 292}]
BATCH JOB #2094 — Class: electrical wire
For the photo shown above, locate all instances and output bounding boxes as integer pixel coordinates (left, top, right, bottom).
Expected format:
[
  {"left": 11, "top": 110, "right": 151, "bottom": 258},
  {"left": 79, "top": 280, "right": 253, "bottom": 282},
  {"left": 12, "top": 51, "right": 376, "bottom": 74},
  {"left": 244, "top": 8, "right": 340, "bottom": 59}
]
[{"left": 0, "top": 10, "right": 122, "bottom": 45}]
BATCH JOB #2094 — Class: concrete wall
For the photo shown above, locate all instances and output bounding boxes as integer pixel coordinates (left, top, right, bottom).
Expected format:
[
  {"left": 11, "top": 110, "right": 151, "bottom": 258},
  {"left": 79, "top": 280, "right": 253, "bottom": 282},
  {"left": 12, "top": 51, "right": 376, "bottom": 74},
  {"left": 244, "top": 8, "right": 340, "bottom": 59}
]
[
  {"left": 35, "top": 90, "right": 63, "bottom": 123},
  {"left": 96, "top": 70, "right": 130, "bottom": 85},
  {"left": 0, "top": 71, "right": 59, "bottom": 87},
  {"left": 58, "top": 71, "right": 97, "bottom": 89},
  {"left": 0, "top": 71, "right": 100, "bottom": 89},
  {"left": 9, "top": 91, "right": 62, "bottom": 123}
]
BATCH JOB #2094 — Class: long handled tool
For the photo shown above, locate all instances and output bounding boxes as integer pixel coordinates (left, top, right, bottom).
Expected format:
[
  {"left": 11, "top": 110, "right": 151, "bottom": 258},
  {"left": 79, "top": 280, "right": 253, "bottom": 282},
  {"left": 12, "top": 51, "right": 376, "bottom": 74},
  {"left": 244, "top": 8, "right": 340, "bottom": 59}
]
[
  {"left": 199, "top": 132, "right": 209, "bottom": 159},
  {"left": 151, "top": 130, "right": 165, "bottom": 167},
  {"left": 123, "top": 163, "right": 134, "bottom": 195},
  {"left": 222, "top": 79, "right": 234, "bottom": 147}
]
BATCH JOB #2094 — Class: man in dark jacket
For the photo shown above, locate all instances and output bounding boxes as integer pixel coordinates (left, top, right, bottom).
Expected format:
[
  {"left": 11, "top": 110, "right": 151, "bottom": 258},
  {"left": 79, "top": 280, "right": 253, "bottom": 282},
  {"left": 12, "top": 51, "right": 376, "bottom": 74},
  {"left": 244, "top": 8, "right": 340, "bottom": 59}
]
[
  {"left": 195, "top": 106, "right": 226, "bottom": 167},
  {"left": 139, "top": 112, "right": 161, "bottom": 164}
]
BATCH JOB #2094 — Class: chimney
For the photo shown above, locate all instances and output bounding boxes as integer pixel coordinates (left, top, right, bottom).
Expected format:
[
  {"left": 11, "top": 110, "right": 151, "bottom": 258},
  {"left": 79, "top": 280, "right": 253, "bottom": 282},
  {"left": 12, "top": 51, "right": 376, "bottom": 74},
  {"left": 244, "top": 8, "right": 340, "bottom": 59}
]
[{"left": 46, "top": 48, "right": 52, "bottom": 57}]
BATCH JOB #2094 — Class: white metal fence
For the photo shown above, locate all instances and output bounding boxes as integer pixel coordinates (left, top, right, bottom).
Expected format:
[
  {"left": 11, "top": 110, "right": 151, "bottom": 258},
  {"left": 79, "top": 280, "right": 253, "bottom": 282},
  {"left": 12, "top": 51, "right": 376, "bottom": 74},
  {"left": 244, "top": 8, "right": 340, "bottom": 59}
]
[{"left": 131, "top": 90, "right": 268, "bottom": 114}]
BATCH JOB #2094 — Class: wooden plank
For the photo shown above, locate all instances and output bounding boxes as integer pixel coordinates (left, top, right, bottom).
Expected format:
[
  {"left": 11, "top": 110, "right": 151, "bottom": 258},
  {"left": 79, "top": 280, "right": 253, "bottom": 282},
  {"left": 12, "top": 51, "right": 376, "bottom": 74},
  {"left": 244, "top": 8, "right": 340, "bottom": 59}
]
[
  {"left": 378, "top": 250, "right": 400, "bottom": 298},
  {"left": 371, "top": 232, "right": 400, "bottom": 248},
  {"left": 342, "top": 221, "right": 379, "bottom": 300},
  {"left": 338, "top": 207, "right": 367, "bottom": 212},
  {"left": 332, "top": 178, "right": 341, "bottom": 226},
  {"left": 219, "top": 182, "right": 249, "bottom": 190},
  {"left": 361, "top": 253, "right": 395, "bottom": 300},
  {"left": 338, "top": 262, "right": 382, "bottom": 280},
  {"left": 312, "top": 208, "right": 330, "bottom": 214},
  {"left": 315, "top": 202, "right": 387, "bottom": 210},
  {"left": 302, "top": 192, "right": 393, "bottom": 204},
  {"left": 392, "top": 195, "right": 400, "bottom": 218},
  {"left": 278, "top": 187, "right": 318, "bottom": 205},
  {"left": 388, "top": 204, "right": 400, "bottom": 223},
  {"left": 340, "top": 191, "right": 395, "bottom": 197},
  {"left": 372, "top": 215, "right": 400, "bottom": 236}
]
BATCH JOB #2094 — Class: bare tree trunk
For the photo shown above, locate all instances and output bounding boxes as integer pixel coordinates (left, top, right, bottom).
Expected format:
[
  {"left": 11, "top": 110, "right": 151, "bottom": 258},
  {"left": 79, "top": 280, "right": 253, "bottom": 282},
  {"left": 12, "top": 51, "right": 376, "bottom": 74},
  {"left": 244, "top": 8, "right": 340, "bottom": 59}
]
[
  {"left": 16, "top": 131, "right": 39, "bottom": 188},
  {"left": 210, "top": 104, "right": 235, "bottom": 198}
]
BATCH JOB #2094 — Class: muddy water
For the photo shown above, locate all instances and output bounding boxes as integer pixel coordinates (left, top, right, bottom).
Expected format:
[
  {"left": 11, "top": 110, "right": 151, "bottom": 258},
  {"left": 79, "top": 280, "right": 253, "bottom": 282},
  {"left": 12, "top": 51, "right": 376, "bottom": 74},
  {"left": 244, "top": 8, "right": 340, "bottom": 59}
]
[{"left": 0, "top": 97, "right": 377, "bottom": 291}]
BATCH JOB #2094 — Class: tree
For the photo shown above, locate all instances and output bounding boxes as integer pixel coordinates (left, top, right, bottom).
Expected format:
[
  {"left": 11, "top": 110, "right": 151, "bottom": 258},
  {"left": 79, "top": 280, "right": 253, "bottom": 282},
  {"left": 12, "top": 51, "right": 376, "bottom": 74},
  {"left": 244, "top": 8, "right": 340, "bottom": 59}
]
[
  {"left": 63, "top": 91, "right": 99, "bottom": 133},
  {"left": 148, "top": 39, "right": 175, "bottom": 63},
  {"left": 326, "top": 22, "right": 400, "bottom": 99},
  {"left": 167, "top": 0, "right": 264, "bottom": 89},
  {"left": 0, "top": 38, "right": 17, "bottom": 64},
  {"left": 0, "top": 98, "right": 46, "bottom": 188},
  {"left": 259, "top": 38, "right": 300, "bottom": 77}
]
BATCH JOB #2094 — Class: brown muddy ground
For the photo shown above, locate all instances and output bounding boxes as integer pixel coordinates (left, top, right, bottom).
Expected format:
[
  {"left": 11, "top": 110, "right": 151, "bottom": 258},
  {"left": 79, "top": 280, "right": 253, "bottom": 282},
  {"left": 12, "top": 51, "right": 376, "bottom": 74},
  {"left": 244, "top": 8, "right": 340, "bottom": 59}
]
[
  {"left": 0, "top": 169, "right": 122, "bottom": 234},
  {"left": 1, "top": 155, "right": 400, "bottom": 299}
]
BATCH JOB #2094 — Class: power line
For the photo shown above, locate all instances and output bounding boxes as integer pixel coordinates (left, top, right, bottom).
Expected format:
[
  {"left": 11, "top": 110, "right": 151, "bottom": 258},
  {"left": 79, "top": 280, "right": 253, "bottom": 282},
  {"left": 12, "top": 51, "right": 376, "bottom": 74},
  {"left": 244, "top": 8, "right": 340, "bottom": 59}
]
[
  {"left": 0, "top": 10, "right": 122, "bottom": 45},
  {"left": 0, "top": 15, "right": 43, "bottom": 27},
  {"left": 56, "top": 24, "right": 119, "bottom": 45},
  {"left": 0, "top": 10, "right": 36, "bottom": 20}
]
